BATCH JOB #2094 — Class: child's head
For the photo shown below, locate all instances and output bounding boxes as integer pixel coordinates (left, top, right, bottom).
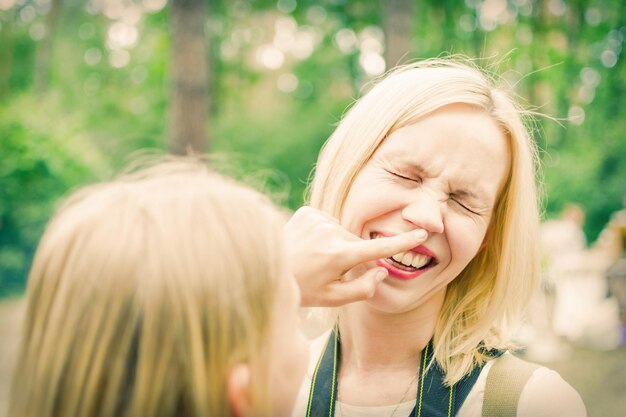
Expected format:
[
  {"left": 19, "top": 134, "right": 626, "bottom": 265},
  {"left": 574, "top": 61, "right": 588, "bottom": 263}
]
[{"left": 10, "top": 157, "right": 307, "bottom": 417}]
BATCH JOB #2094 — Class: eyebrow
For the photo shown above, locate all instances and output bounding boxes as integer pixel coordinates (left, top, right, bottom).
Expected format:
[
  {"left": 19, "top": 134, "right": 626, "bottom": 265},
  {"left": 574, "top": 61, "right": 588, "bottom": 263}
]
[
  {"left": 414, "top": 165, "right": 485, "bottom": 202},
  {"left": 453, "top": 189, "right": 480, "bottom": 200},
  {"left": 397, "top": 159, "right": 489, "bottom": 203}
]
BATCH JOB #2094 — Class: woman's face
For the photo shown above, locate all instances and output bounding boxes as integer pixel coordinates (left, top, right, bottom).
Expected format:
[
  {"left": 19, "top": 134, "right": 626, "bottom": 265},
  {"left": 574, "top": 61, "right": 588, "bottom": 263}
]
[
  {"left": 340, "top": 104, "right": 510, "bottom": 313},
  {"left": 268, "top": 269, "right": 309, "bottom": 417}
]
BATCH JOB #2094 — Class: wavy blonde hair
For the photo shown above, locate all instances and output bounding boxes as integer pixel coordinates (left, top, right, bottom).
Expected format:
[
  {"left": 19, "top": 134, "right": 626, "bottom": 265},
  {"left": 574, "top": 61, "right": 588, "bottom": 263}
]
[
  {"left": 10, "top": 157, "right": 285, "bottom": 417},
  {"left": 308, "top": 58, "right": 541, "bottom": 384}
]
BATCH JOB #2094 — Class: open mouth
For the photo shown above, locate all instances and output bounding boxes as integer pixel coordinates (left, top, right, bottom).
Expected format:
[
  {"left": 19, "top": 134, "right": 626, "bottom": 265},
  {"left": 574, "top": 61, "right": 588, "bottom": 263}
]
[{"left": 370, "top": 232, "right": 437, "bottom": 272}]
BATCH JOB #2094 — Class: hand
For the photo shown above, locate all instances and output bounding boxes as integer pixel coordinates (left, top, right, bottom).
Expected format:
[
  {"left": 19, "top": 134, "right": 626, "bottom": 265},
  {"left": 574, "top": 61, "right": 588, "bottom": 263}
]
[{"left": 284, "top": 206, "right": 428, "bottom": 307}]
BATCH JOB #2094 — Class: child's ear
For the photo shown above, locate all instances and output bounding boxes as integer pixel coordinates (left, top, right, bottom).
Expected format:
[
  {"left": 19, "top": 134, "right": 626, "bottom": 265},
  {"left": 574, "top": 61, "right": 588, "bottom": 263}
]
[{"left": 227, "top": 363, "right": 253, "bottom": 417}]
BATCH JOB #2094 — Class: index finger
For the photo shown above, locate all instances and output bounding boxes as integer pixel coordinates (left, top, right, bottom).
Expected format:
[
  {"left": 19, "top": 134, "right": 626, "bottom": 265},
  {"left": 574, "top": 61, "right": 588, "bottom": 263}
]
[{"left": 343, "top": 230, "right": 428, "bottom": 266}]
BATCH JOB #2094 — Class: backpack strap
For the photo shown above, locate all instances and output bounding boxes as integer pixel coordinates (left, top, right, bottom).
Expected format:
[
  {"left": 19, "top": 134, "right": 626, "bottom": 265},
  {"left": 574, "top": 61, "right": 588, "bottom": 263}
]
[{"left": 482, "top": 353, "right": 540, "bottom": 417}]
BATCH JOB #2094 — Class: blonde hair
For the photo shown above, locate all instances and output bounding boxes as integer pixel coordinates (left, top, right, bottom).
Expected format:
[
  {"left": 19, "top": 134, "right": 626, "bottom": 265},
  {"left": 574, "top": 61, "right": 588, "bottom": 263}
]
[
  {"left": 10, "top": 157, "right": 285, "bottom": 417},
  {"left": 308, "top": 58, "right": 541, "bottom": 384}
]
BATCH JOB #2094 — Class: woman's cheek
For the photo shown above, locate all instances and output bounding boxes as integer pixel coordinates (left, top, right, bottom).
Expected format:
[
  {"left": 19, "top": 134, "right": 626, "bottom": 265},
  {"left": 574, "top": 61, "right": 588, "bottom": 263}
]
[{"left": 447, "top": 219, "right": 485, "bottom": 261}]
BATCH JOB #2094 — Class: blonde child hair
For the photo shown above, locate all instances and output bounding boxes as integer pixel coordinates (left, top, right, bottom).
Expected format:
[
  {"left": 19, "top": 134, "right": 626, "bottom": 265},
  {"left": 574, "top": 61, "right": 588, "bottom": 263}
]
[
  {"left": 10, "top": 157, "right": 286, "bottom": 417},
  {"left": 308, "top": 58, "right": 542, "bottom": 384}
]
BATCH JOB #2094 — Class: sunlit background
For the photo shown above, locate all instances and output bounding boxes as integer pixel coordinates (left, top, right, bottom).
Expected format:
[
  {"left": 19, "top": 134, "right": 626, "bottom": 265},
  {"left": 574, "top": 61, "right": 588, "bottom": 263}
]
[{"left": 1, "top": 0, "right": 625, "bottom": 416}]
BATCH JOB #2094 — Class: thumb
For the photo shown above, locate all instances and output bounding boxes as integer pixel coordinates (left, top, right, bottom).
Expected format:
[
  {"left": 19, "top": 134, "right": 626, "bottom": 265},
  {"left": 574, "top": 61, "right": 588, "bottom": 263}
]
[{"left": 327, "top": 268, "right": 388, "bottom": 306}]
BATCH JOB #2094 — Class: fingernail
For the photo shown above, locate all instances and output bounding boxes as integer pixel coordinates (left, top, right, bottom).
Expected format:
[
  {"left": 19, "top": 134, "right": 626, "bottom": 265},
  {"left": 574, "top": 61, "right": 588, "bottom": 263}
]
[
  {"left": 414, "top": 229, "right": 427, "bottom": 239},
  {"left": 375, "top": 269, "right": 388, "bottom": 282}
]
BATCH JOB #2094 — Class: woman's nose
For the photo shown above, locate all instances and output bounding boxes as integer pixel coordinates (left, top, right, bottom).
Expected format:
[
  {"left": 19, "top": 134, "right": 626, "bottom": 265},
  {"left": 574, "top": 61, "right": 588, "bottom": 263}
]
[{"left": 401, "top": 190, "right": 445, "bottom": 234}]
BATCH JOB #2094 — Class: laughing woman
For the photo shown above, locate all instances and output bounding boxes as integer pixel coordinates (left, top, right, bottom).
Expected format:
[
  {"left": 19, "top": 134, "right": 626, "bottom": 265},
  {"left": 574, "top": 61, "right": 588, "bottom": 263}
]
[{"left": 287, "top": 59, "right": 586, "bottom": 417}]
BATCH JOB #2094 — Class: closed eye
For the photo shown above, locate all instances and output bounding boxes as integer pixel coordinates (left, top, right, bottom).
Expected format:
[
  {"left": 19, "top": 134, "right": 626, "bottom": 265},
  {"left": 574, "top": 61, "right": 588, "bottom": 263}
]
[
  {"left": 451, "top": 198, "right": 481, "bottom": 215},
  {"left": 384, "top": 169, "right": 421, "bottom": 183}
]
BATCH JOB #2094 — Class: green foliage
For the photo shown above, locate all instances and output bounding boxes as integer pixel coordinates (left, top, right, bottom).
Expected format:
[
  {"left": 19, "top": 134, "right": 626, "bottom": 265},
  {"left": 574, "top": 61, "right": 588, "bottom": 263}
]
[
  {"left": 8, "top": 27, "right": 36, "bottom": 92},
  {"left": 0, "top": 0, "right": 625, "bottom": 294},
  {"left": 0, "top": 94, "right": 109, "bottom": 295}
]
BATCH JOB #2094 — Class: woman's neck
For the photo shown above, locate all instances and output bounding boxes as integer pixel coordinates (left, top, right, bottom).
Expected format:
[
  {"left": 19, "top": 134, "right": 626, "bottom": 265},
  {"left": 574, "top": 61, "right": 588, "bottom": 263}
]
[{"left": 338, "top": 295, "right": 444, "bottom": 373}]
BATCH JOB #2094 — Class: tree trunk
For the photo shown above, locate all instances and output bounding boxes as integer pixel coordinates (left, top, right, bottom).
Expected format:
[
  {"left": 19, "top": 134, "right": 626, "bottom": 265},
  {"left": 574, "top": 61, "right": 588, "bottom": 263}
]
[
  {"left": 442, "top": 0, "right": 456, "bottom": 52},
  {"left": 34, "top": 0, "right": 61, "bottom": 94},
  {"left": 528, "top": 0, "right": 549, "bottom": 110},
  {"left": 168, "top": 0, "right": 209, "bottom": 155},
  {"left": 0, "top": 11, "right": 15, "bottom": 99},
  {"left": 606, "top": 0, "right": 626, "bottom": 116},
  {"left": 471, "top": 6, "right": 484, "bottom": 58},
  {"left": 380, "top": 0, "right": 415, "bottom": 69}
]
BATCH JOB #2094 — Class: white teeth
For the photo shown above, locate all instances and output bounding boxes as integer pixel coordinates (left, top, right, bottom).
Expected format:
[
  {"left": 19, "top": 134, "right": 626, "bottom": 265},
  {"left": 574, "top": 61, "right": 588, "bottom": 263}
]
[
  {"left": 411, "top": 254, "right": 429, "bottom": 269},
  {"left": 372, "top": 233, "right": 432, "bottom": 270},
  {"left": 390, "top": 250, "right": 431, "bottom": 270}
]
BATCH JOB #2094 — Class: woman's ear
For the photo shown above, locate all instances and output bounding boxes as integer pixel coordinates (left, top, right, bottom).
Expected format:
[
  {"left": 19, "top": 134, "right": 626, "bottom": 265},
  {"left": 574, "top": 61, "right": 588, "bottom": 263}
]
[
  {"left": 228, "top": 363, "right": 253, "bottom": 417},
  {"left": 480, "top": 235, "right": 489, "bottom": 250},
  {"left": 480, "top": 224, "right": 494, "bottom": 250}
]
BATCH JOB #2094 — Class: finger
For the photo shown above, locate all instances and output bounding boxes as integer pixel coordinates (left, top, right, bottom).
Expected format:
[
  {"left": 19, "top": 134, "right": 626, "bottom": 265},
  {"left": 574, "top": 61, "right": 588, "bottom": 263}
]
[
  {"left": 292, "top": 206, "right": 338, "bottom": 223},
  {"left": 343, "top": 229, "right": 428, "bottom": 265},
  {"left": 323, "top": 268, "right": 388, "bottom": 307}
]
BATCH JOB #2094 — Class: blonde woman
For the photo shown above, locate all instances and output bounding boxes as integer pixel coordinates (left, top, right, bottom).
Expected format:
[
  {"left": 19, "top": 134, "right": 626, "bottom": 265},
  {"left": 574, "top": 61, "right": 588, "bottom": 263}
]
[
  {"left": 9, "top": 158, "right": 309, "bottom": 417},
  {"left": 287, "top": 59, "right": 586, "bottom": 416}
]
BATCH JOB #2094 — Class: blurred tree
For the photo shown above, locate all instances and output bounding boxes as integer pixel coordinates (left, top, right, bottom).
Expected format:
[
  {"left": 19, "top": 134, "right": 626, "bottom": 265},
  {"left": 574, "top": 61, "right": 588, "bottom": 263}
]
[
  {"left": 0, "top": 0, "right": 625, "bottom": 294},
  {"left": 168, "top": 0, "right": 209, "bottom": 154},
  {"left": 0, "top": 95, "right": 106, "bottom": 295},
  {"left": 381, "top": 0, "right": 414, "bottom": 68},
  {"left": 0, "top": 8, "right": 16, "bottom": 99},
  {"left": 33, "top": 0, "right": 61, "bottom": 94}
]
